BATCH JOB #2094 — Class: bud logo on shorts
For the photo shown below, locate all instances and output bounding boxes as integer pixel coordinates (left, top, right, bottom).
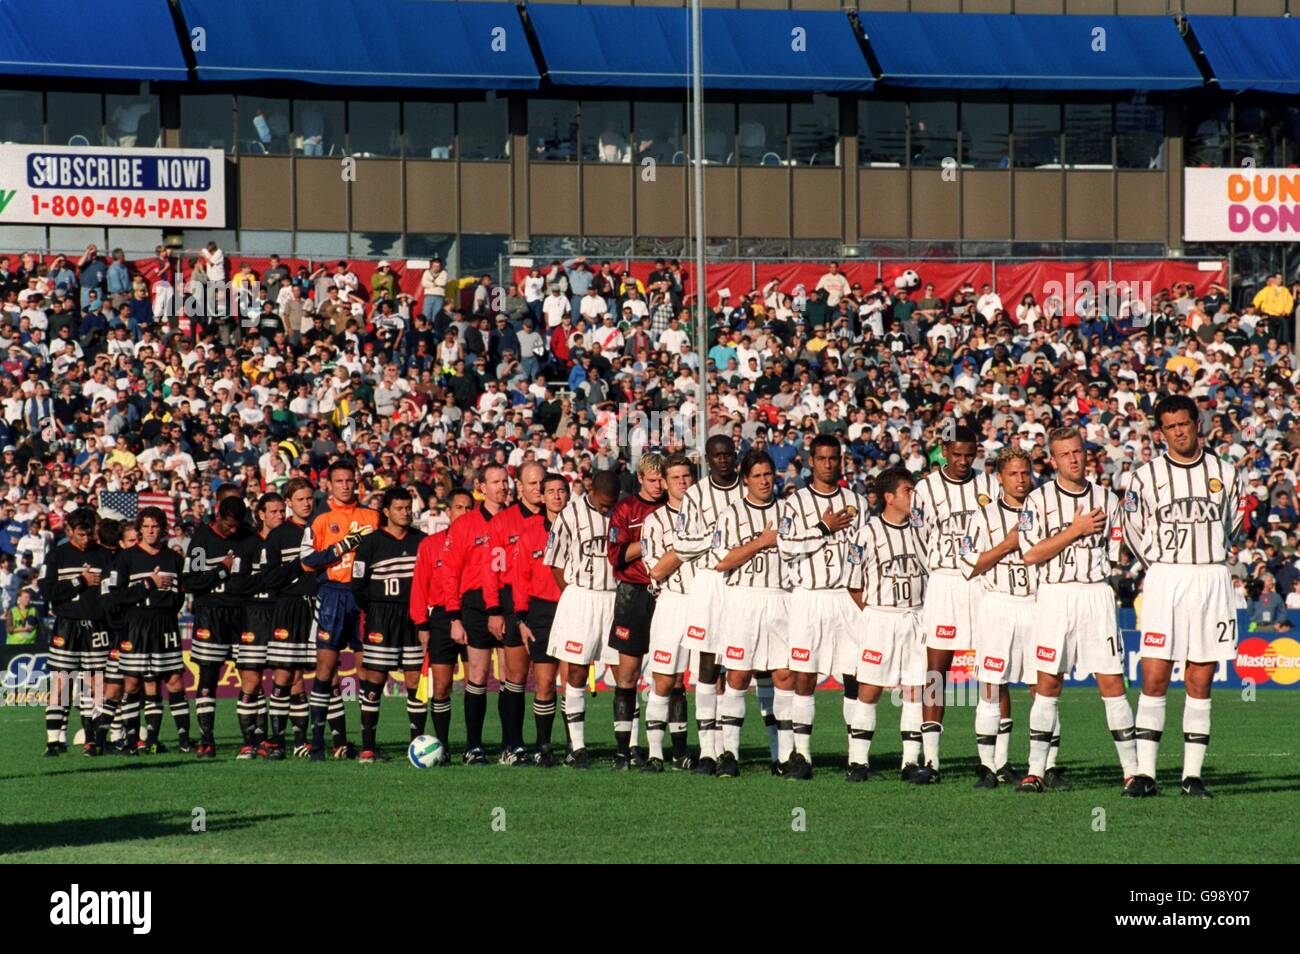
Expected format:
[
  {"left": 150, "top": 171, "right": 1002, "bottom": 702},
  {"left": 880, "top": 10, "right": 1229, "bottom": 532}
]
[
  {"left": 686, "top": 625, "right": 706, "bottom": 641},
  {"left": 614, "top": 626, "right": 630, "bottom": 641},
  {"left": 1143, "top": 632, "right": 1167, "bottom": 648},
  {"left": 318, "top": 630, "right": 331, "bottom": 643},
  {"left": 1110, "top": 526, "right": 1123, "bottom": 541},
  {"left": 240, "top": 631, "right": 255, "bottom": 644},
  {"left": 194, "top": 628, "right": 211, "bottom": 641},
  {"left": 273, "top": 628, "right": 289, "bottom": 641},
  {"left": 935, "top": 625, "right": 956, "bottom": 640},
  {"left": 367, "top": 632, "right": 384, "bottom": 645},
  {"left": 1036, "top": 646, "right": 1056, "bottom": 662},
  {"left": 725, "top": 646, "right": 745, "bottom": 661},
  {"left": 564, "top": 640, "right": 584, "bottom": 654},
  {"left": 861, "top": 649, "right": 883, "bottom": 665},
  {"left": 791, "top": 647, "right": 811, "bottom": 662},
  {"left": 653, "top": 650, "right": 673, "bottom": 665},
  {"left": 982, "top": 655, "right": 1005, "bottom": 673}
]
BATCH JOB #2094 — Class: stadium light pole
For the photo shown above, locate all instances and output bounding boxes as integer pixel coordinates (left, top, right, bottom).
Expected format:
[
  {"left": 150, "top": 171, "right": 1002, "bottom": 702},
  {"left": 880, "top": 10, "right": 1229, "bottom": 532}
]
[{"left": 689, "top": 0, "right": 709, "bottom": 476}]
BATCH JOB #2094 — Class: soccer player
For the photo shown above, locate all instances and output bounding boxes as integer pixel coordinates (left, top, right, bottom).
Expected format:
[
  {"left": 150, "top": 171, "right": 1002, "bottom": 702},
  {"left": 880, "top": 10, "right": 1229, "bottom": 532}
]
[
  {"left": 640, "top": 453, "right": 698, "bottom": 772},
  {"left": 231, "top": 492, "right": 285, "bottom": 758},
  {"left": 1122, "top": 394, "right": 1242, "bottom": 798},
  {"left": 349, "top": 487, "right": 425, "bottom": 762},
  {"left": 911, "top": 425, "right": 998, "bottom": 780},
  {"left": 1017, "top": 426, "right": 1135, "bottom": 794},
  {"left": 412, "top": 488, "right": 475, "bottom": 761},
  {"left": 183, "top": 494, "right": 249, "bottom": 757},
  {"left": 300, "top": 458, "right": 381, "bottom": 761},
  {"left": 711, "top": 450, "right": 789, "bottom": 778},
  {"left": 606, "top": 453, "right": 666, "bottom": 769},
  {"left": 487, "top": 461, "right": 546, "bottom": 764},
  {"left": 846, "top": 467, "right": 929, "bottom": 782},
  {"left": 115, "top": 507, "right": 186, "bottom": 753},
  {"left": 443, "top": 464, "right": 508, "bottom": 764},
  {"left": 39, "top": 508, "right": 113, "bottom": 757},
  {"left": 961, "top": 447, "right": 1035, "bottom": 788},
  {"left": 513, "top": 473, "right": 571, "bottom": 766},
  {"left": 545, "top": 470, "right": 620, "bottom": 769},
  {"left": 776, "top": 435, "right": 867, "bottom": 780},
  {"left": 94, "top": 518, "right": 140, "bottom": 754},
  {"left": 675, "top": 435, "right": 746, "bottom": 774}
]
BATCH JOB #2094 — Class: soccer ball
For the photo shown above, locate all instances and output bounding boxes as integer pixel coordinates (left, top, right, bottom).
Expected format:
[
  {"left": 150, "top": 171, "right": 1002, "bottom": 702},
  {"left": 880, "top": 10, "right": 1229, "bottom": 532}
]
[{"left": 408, "top": 734, "right": 445, "bottom": 768}]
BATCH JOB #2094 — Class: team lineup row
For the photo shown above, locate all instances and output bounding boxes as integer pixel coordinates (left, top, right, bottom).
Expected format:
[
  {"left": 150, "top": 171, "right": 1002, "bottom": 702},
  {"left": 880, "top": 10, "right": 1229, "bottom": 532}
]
[{"left": 38, "top": 394, "right": 1238, "bottom": 795}]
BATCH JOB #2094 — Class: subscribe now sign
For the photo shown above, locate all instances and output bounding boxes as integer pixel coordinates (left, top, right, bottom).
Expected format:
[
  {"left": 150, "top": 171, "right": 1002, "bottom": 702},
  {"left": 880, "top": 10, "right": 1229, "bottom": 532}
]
[
  {"left": 0, "top": 143, "right": 225, "bottom": 228},
  {"left": 1184, "top": 168, "right": 1300, "bottom": 242}
]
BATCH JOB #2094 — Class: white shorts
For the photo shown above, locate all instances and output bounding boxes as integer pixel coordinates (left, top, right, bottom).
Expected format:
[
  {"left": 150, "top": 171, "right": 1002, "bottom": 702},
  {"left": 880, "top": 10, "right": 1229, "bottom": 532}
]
[
  {"left": 855, "top": 606, "right": 926, "bottom": 688},
  {"left": 787, "top": 588, "right": 858, "bottom": 675},
  {"left": 920, "top": 571, "right": 981, "bottom": 652},
  {"left": 547, "top": 586, "right": 616, "bottom": 666},
  {"left": 1139, "top": 563, "right": 1237, "bottom": 665},
  {"left": 1033, "top": 582, "right": 1122, "bottom": 677},
  {"left": 973, "top": 592, "right": 1035, "bottom": 686},
  {"left": 714, "top": 586, "right": 789, "bottom": 672},
  {"left": 682, "top": 567, "right": 726, "bottom": 655},
  {"left": 647, "top": 589, "right": 691, "bottom": 676}
]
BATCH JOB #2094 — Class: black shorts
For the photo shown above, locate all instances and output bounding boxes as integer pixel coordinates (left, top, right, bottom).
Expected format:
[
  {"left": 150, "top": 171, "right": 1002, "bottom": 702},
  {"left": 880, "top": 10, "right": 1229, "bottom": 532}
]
[
  {"left": 462, "top": 588, "right": 521, "bottom": 650},
  {"left": 190, "top": 604, "right": 246, "bottom": 664},
  {"left": 362, "top": 602, "right": 423, "bottom": 672},
  {"left": 607, "top": 582, "right": 655, "bottom": 657},
  {"left": 499, "top": 584, "right": 523, "bottom": 648},
  {"left": 120, "top": 614, "right": 184, "bottom": 676},
  {"left": 48, "top": 617, "right": 112, "bottom": 672},
  {"left": 269, "top": 594, "right": 317, "bottom": 669},
  {"left": 236, "top": 604, "right": 275, "bottom": 669},
  {"left": 425, "top": 608, "right": 465, "bottom": 666},
  {"left": 523, "top": 598, "right": 559, "bottom": 664}
]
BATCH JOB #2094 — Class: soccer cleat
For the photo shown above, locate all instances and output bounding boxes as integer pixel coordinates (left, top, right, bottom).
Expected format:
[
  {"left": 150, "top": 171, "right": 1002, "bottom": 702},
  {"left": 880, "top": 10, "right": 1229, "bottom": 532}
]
[
  {"left": 119, "top": 744, "right": 139, "bottom": 757},
  {"left": 462, "top": 747, "right": 488, "bottom": 766},
  {"left": 1122, "top": 775, "right": 1158, "bottom": 798},
  {"left": 670, "top": 753, "right": 697, "bottom": 772},
  {"left": 1180, "top": 776, "right": 1213, "bottom": 799},
  {"left": 333, "top": 742, "right": 359, "bottom": 761},
  {"left": 716, "top": 752, "right": 740, "bottom": 777},
  {"left": 196, "top": 743, "right": 217, "bottom": 759},
  {"left": 910, "top": 762, "right": 941, "bottom": 785},
  {"left": 641, "top": 756, "right": 665, "bottom": 773},
  {"left": 784, "top": 752, "right": 813, "bottom": 781},
  {"left": 499, "top": 745, "right": 532, "bottom": 767},
  {"left": 111, "top": 739, "right": 130, "bottom": 755},
  {"left": 43, "top": 744, "right": 61, "bottom": 758},
  {"left": 629, "top": 746, "right": 648, "bottom": 769},
  {"left": 564, "top": 748, "right": 590, "bottom": 770},
  {"left": 176, "top": 733, "right": 195, "bottom": 754},
  {"left": 263, "top": 743, "right": 285, "bottom": 761},
  {"left": 236, "top": 744, "right": 258, "bottom": 760},
  {"left": 256, "top": 739, "right": 273, "bottom": 759},
  {"left": 692, "top": 756, "right": 718, "bottom": 776},
  {"left": 143, "top": 741, "right": 167, "bottom": 755},
  {"left": 611, "top": 753, "right": 632, "bottom": 771},
  {"left": 995, "top": 763, "right": 1024, "bottom": 784},
  {"left": 56, "top": 742, "right": 69, "bottom": 753},
  {"left": 308, "top": 747, "right": 327, "bottom": 762},
  {"left": 845, "top": 762, "right": 874, "bottom": 783},
  {"left": 83, "top": 742, "right": 102, "bottom": 757},
  {"left": 358, "top": 749, "right": 391, "bottom": 763},
  {"left": 900, "top": 762, "right": 926, "bottom": 783},
  {"left": 1043, "top": 766, "right": 1070, "bottom": 791},
  {"left": 771, "top": 760, "right": 785, "bottom": 777},
  {"left": 1016, "top": 774, "right": 1046, "bottom": 794},
  {"left": 973, "top": 766, "right": 999, "bottom": 789},
  {"left": 534, "top": 747, "right": 560, "bottom": 768}
]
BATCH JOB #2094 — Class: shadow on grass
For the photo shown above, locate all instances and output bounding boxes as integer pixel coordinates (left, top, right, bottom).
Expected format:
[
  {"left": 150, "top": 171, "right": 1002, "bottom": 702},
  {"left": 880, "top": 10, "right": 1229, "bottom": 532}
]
[
  {"left": 0, "top": 759, "right": 202, "bottom": 782},
  {"left": 0, "top": 810, "right": 302, "bottom": 855}
]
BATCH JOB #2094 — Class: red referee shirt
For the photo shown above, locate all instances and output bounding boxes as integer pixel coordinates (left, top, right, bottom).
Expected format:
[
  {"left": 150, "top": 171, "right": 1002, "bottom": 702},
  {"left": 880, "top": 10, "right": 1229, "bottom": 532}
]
[
  {"left": 410, "top": 529, "right": 450, "bottom": 626},
  {"left": 488, "top": 500, "right": 542, "bottom": 595},
  {"left": 607, "top": 492, "right": 663, "bottom": 586},
  {"left": 512, "top": 511, "right": 561, "bottom": 616},
  {"left": 442, "top": 504, "right": 501, "bottom": 618}
]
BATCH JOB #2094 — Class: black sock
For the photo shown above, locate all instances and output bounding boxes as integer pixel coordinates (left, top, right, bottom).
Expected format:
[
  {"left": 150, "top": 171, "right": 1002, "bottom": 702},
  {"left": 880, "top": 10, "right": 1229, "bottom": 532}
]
[
  {"left": 328, "top": 685, "right": 347, "bottom": 744},
  {"left": 269, "top": 684, "right": 292, "bottom": 745},
  {"left": 290, "top": 692, "right": 309, "bottom": 741},
  {"left": 534, "top": 696, "right": 556, "bottom": 749},
  {"left": 500, "top": 680, "right": 525, "bottom": 751},
  {"left": 613, "top": 687, "right": 636, "bottom": 757},
  {"left": 465, "top": 682, "right": 487, "bottom": 750},
  {"left": 669, "top": 687, "right": 689, "bottom": 760},
  {"left": 431, "top": 696, "right": 452, "bottom": 748},
  {"left": 123, "top": 691, "right": 144, "bottom": 746},
  {"left": 144, "top": 692, "right": 163, "bottom": 744},
  {"left": 497, "top": 683, "right": 514, "bottom": 750},
  {"left": 195, "top": 663, "right": 221, "bottom": 744},
  {"left": 406, "top": 687, "right": 427, "bottom": 740},
  {"left": 169, "top": 688, "right": 190, "bottom": 738},
  {"left": 360, "top": 680, "right": 384, "bottom": 751},
  {"left": 256, "top": 688, "right": 268, "bottom": 740},
  {"left": 95, "top": 697, "right": 121, "bottom": 748},
  {"left": 309, "top": 686, "right": 331, "bottom": 750},
  {"left": 237, "top": 691, "right": 259, "bottom": 745}
]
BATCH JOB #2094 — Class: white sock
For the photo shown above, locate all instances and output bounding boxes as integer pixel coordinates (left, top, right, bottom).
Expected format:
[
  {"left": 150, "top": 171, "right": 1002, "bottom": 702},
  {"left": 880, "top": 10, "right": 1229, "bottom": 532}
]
[
  {"left": 849, "top": 701, "right": 877, "bottom": 765},
  {"left": 1183, "top": 696, "right": 1212, "bottom": 781},
  {"left": 843, "top": 694, "right": 859, "bottom": 750},
  {"left": 645, "top": 691, "right": 669, "bottom": 760},
  {"left": 792, "top": 693, "right": 816, "bottom": 759},
  {"left": 720, "top": 690, "right": 746, "bottom": 757},
  {"left": 712, "top": 682, "right": 725, "bottom": 758},
  {"left": 630, "top": 699, "right": 641, "bottom": 752},
  {"left": 695, "top": 683, "right": 718, "bottom": 761},
  {"left": 921, "top": 720, "right": 942, "bottom": 770},
  {"left": 773, "top": 687, "right": 795, "bottom": 763},
  {"left": 756, "top": 675, "right": 778, "bottom": 761},
  {"left": 1135, "top": 693, "right": 1166, "bottom": 779},
  {"left": 1045, "top": 707, "right": 1061, "bottom": 770},
  {"left": 564, "top": 684, "right": 587, "bottom": 751},
  {"left": 996, "top": 718, "right": 1013, "bottom": 769},
  {"left": 900, "top": 699, "right": 923, "bottom": 767},
  {"left": 1103, "top": 694, "right": 1139, "bottom": 778},
  {"left": 975, "top": 698, "right": 1000, "bottom": 771},
  {"left": 1028, "top": 695, "right": 1058, "bottom": 777}
]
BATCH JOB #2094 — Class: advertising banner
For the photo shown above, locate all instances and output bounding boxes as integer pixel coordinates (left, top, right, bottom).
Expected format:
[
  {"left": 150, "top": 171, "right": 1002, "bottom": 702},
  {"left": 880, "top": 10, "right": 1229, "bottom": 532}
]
[{"left": 1184, "top": 167, "right": 1300, "bottom": 242}]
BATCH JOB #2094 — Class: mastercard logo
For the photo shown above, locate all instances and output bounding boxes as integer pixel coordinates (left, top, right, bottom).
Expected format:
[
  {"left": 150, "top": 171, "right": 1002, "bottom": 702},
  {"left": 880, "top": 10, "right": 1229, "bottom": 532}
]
[{"left": 1235, "top": 637, "right": 1300, "bottom": 686}]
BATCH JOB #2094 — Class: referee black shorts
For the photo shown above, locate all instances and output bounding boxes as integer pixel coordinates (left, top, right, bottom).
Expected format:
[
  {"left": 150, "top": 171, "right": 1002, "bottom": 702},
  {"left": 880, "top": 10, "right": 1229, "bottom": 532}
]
[
  {"left": 607, "top": 581, "right": 655, "bottom": 657},
  {"left": 363, "top": 602, "right": 423, "bottom": 673},
  {"left": 462, "top": 588, "right": 521, "bottom": 650},
  {"left": 523, "top": 598, "right": 558, "bottom": 664},
  {"left": 498, "top": 584, "right": 523, "bottom": 648},
  {"left": 425, "top": 608, "right": 466, "bottom": 666}
]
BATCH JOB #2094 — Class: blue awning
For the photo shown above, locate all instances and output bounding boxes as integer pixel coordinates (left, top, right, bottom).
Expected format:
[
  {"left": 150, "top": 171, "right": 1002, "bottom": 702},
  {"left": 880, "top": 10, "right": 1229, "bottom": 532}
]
[
  {"left": 859, "top": 13, "right": 1202, "bottom": 91},
  {"left": 527, "top": 5, "right": 873, "bottom": 91},
  {"left": 0, "top": 0, "right": 187, "bottom": 81},
  {"left": 1188, "top": 16, "right": 1300, "bottom": 94},
  {"left": 178, "top": 0, "right": 539, "bottom": 89}
]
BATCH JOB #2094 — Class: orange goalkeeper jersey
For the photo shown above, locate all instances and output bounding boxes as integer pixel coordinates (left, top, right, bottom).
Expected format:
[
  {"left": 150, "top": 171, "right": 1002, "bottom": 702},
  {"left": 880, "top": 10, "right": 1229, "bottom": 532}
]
[{"left": 299, "top": 500, "right": 381, "bottom": 585}]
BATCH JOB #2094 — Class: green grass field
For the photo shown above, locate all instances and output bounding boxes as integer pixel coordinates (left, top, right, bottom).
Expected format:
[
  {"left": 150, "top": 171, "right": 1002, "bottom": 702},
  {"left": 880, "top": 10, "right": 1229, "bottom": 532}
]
[{"left": 2, "top": 688, "right": 1297, "bottom": 863}]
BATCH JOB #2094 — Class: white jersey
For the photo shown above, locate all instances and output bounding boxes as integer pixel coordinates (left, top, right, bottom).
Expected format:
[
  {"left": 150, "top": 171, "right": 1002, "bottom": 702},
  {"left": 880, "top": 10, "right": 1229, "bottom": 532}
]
[
  {"left": 1122, "top": 451, "right": 1243, "bottom": 567},
  {"left": 676, "top": 476, "right": 746, "bottom": 572},
  {"left": 913, "top": 468, "right": 998, "bottom": 574},
  {"left": 544, "top": 497, "right": 615, "bottom": 591},
  {"left": 641, "top": 502, "right": 697, "bottom": 596},
  {"left": 962, "top": 497, "right": 1036, "bottom": 599},
  {"left": 1018, "top": 479, "right": 1123, "bottom": 585},
  {"left": 847, "top": 514, "right": 928, "bottom": 609},
  {"left": 714, "top": 497, "right": 786, "bottom": 591},
  {"left": 776, "top": 484, "right": 867, "bottom": 591}
]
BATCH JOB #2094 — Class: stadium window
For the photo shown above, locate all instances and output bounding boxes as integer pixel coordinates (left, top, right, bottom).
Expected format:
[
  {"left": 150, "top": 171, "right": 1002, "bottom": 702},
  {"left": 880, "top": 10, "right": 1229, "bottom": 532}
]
[
  {"left": 1115, "top": 95, "right": 1163, "bottom": 170},
  {"left": 702, "top": 100, "right": 736, "bottom": 165},
  {"left": 239, "top": 230, "right": 294, "bottom": 254},
  {"left": 633, "top": 100, "right": 685, "bottom": 166},
  {"left": 790, "top": 94, "right": 839, "bottom": 167},
  {"left": 1012, "top": 102, "right": 1060, "bottom": 169},
  {"left": 47, "top": 91, "right": 102, "bottom": 147},
  {"left": 0, "top": 226, "right": 46, "bottom": 251},
  {"left": 1064, "top": 103, "right": 1113, "bottom": 168},
  {"left": 0, "top": 90, "right": 43, "bottom": 144},
  {"left": 959, "top": 99, "right": 1009, "bottom": 169},
  {"left": 909, "top": 100, "right": 956, "bottom": 168},
  {"left": 351, "top": 232, "right": 402, "bottom": 257},
  {"left": 237, "top": 96, "right": 291, "bottom": 155},
  {"left": 49, "top": 226, "right": 106, "bottom": 249},
  {"left": 458, "top": 93, "right": 509, "bottom": 161},
  {"left": 1182, "top": 102, "right": 1229, "bottom": 168},
  {"left": 106, "top": 92, "right": 159, "bottom": 149},
  {"left": 405, "top": 234, "right": 455, "bottom": 264},
  {"left": 1234, "top": 100, "right": 1286, "bottom": 169},
  {"left": 857, "top": 99, "right": 907, "bottom": 167},
  {"left": 460, "top": 234, "right": 508, "bottom": 277},
  {"left": 181, "top": 94, "right": 234, "bottom": 152},
  {"left": 403, "top": 101, "right": 454, "bottom": 159},
  {"left": 293, "top": 100, "right": 344, "bottom": 157},
  {"left": 528, "top": 99, "right": 578, "bottom": 162},
  {"left": 581, "top": 101, "right": 632, "bottom": 163},
  {"left": 738, "top": 101, "right": 787, "bottom": 166},
  {"left": 348, "top": 100, "right": 400, "bottom": 157},
  {"left": 105, "top": 228, "right": 163, "bottom": 254},
  {"left": 296, "top": 231, "right": 349, "bottom": 258}
]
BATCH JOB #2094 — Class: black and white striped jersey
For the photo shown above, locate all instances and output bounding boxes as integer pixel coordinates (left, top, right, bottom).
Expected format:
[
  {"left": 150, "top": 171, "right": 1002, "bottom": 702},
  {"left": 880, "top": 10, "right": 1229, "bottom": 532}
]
[
  {"left": 1019, "top": 480, "right": 1123, "bottom": 585},
  {"left": 714, "top": 498, "right": 786, "bottom": 591},
  {"left": 847, "top": 515, "right": 928, "bottom": 609},
  {"left": 544, "top": 496, "right": 615, "bottom": 591},
  {"left": 352, "top": 527, "right": 425, "bottom": 604},
  {"left": 913, "top": 469, "right": 998, "bottom": 574},
  {"left": 641, "top": 503, "right": 697, "bottom": 596},
  {"left": 776, "top": 485, "right": 868, "bottom": 590},
  {"left": 675, "top": 477, "right": 747, "bottom": 572},
  {"left": 1122, "top": 451, "right": 1243, "bottom": 568},
  {"left": 962, "top": 498, "right": 1036, "bottom": 599}
]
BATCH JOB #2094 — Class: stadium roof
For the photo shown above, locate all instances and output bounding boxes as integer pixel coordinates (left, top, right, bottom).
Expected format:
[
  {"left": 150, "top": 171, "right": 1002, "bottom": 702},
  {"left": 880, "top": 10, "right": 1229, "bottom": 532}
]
[
  {"left": 0, "top": 0, "right": 187, "bottom": 81},
  {"left": 1187, "top": 16, "right": 1300, "bottom": 95}
]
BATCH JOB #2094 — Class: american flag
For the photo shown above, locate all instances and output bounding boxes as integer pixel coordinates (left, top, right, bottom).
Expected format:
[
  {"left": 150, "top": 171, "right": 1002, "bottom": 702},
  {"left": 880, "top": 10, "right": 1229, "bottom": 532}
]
[{"left": 98, "top": 491, "right": 177, "bottom": 523}]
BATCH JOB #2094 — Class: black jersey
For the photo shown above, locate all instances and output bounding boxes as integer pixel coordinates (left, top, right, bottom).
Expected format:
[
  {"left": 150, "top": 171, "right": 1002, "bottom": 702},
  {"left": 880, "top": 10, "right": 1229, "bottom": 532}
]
[
  {"left": 353, "top": 526, "right": 425, "bottom": 605},
  {"left": 101, "top": 547, "right": 132, "bottom": 634},
  {"left": 114, "top": 545, "right": 185, "bottom": 615},
  {"left": 39, "top": 540, "right": 114, "bottom": 620},
  {"left": 233, "top": 530, "right": 278, "bottom": 605},
  {"left": 183, "top": 521, "right": 251, "bottom": 609}
]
